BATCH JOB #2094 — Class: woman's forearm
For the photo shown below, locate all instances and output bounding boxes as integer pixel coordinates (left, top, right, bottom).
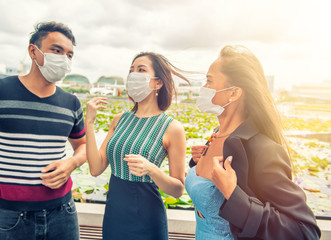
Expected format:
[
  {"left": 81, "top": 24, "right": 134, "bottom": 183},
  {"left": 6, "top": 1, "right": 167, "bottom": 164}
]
[
  {"left": 86, "top": 122, "right": 108, "bottom": 176},
  {"left": 149, "top": 164, "right": 184, "bottom": 199}
]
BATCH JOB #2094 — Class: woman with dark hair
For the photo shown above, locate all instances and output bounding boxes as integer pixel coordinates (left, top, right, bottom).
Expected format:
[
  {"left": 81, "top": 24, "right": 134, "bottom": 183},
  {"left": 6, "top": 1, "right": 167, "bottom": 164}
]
[
  {"left": 85, "top": 52, "right": 189, "bottom": 239},
  {"left": 185, "top": 45, "right": 321, "bottom": 239}
]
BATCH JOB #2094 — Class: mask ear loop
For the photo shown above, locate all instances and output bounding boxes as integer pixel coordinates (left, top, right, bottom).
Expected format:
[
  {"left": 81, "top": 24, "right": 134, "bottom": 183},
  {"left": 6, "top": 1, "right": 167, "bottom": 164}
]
[
  {"left": 217, "top": 86, "right": 236, "bottom": 107},
  {"left": 33, "top": 45, "right": 45, "bottom": 57},
  {"left": 223, "top": 101, "right": 232, "bottom": 108},
  {"left": 33, "top": 45, "right": 45, "bottom": 67},
  {"left": 215, "top": 86, "right": 236, "bottom": 93}
]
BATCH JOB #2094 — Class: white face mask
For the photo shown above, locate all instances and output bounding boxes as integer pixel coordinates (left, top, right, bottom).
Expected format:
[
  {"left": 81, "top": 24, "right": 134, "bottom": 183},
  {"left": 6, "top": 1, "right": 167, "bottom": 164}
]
[
  {"left": 126, "top": 72, "right": 159, "bottom": 102},
  {"left": 34, "top": 46, "right": 71, "bottom": 83},
  {"left": 196, "top": 86, "right": 235, "bottom": 115}
]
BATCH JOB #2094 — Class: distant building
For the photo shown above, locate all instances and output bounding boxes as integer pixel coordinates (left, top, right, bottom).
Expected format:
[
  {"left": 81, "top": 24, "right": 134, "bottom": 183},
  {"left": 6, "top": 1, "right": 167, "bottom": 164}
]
[
  {"left": 5, "top": 66, "right": 20, "bottom": 75},
  {"left": 94, "top": 76, "right": 124, "bottom": 87},
  {"left": 90, "top": 76, "right": 125, "bottom": 96},
  {"left": 56, "top": 74, "right": 92, "bottom": 91},
  {"left": 0, "top": 64, "right": 20, "bottom": 77},
  {"left": 291, "top": 80, "right": 331, "bottom": 102},
  {"left": 0, "top": 64, "right": 6, "bottom": 74},
  {"left": 177, "top": 80, "right": 202, "bottom": 100},
  {"left": 266, "top": 75, "right": 275, "bottom": 93},
  {"left": 20, "top": 62, "right": 31, "bottom": 75},
  {"left": 61, "top": 74, "right": 91, "bottom": 90}
]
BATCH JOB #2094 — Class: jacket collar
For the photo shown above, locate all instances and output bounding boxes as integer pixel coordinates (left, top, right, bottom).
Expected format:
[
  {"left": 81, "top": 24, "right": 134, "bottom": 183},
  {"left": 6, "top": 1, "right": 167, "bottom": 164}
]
[{"left": 228, "top": 117, "right": 259, "bottom": 140}]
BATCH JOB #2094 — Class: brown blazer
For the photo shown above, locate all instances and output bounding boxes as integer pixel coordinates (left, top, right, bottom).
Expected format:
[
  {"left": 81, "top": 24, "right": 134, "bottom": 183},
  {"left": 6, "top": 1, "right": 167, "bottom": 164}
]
[{"left": 189, "top": 118, "right": 321, "bottom": 239}]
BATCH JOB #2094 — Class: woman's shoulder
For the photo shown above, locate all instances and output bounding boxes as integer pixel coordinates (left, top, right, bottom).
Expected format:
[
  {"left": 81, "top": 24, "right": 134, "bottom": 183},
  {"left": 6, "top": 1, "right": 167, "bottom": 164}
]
[
  {"left": 166, "top": 118, "right": 184, "bottom": 132},
  {"left": 249, "top": 132, "right": 279, "bottom": 148},
  {"left": 161, "top": 112, "right": 174, "bottom": 121},
  {"left": 114, "top": 112, "right": 125, "bottom": 120},
  {"left": 245, "top": 132, "right": 284, "bottom": 155},
  {"left": 247, "top": 132, "right": 291, "bottom": 168},
  {"left": 116, "top": 110, "right": 135, "bottom": 120},
  {"left": 110, "top": 112, "right": 125, "bottom": 128},
  {"left": 163, "top": 118, "right": 185, "bottom": 142}
]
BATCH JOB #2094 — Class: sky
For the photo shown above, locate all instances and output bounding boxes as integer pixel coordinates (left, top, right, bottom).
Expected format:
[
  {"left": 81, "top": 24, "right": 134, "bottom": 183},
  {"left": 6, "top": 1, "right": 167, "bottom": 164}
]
[{"left": 0, "top": 0, "right": 330, "bottom": 90}]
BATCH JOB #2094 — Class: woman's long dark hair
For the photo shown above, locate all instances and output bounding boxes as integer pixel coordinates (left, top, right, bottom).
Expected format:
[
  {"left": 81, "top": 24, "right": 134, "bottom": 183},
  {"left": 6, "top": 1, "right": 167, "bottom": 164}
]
[{"left": 130, "top": 52, "right": 190, "bottom": 112}]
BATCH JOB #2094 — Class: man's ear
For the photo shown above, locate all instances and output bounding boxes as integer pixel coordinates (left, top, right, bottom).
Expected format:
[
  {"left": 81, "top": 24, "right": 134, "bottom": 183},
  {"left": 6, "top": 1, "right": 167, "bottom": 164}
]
[{"left": 28, "top": 44, "right": 37, "bottom": 60}]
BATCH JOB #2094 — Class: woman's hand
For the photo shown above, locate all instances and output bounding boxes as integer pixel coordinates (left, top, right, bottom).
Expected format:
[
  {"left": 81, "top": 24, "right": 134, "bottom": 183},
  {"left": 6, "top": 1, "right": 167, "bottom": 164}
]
[
  {"left": 124, "top": 154, "right": 154, "bottom": 177},
  {"left": 211, "top": 156, "right": 237, "bottom": 200},
  {"left": 86, "top": 97, "right": 108, "bottom": 124},
  {"left": 191, "top": 145, "right": 207, "bottom": 164}
]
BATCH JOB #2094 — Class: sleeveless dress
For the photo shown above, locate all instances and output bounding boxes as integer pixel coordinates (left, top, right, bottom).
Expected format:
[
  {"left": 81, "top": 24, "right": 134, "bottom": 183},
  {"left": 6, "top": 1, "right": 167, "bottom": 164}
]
[
  {"left": 103, "top": 111, "right": 173, "bottom": 240},
  {"left": 185, "top": 166, "right": 234, "bottom": 240}
]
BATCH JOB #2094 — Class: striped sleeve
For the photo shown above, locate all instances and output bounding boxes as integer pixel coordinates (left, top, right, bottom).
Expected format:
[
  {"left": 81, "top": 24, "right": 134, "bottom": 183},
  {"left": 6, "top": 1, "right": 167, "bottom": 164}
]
[{"left": 69, "top": 97, "right": 85, "bottom": 139}]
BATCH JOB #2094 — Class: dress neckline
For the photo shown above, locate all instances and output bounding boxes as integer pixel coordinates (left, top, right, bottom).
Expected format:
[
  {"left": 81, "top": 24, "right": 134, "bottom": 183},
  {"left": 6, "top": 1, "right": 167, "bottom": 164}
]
[
  {"left": 132, "top": 111, "right": 164, "bottom": 119},
  {"left": 191, "top": 166, "right": 214, "bottom": 183}
]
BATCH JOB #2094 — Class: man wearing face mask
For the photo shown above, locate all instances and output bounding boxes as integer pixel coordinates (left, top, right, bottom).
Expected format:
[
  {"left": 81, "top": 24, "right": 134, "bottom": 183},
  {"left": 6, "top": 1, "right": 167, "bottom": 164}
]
[{"left": 0, "top": 22, "right": 86, "bottom": 240}]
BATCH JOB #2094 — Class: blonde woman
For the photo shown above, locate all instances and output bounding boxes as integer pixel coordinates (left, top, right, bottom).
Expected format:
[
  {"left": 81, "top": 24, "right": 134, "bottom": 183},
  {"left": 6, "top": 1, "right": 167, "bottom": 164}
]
[{"left": 185, "top": 45, "right": 320, "bottom": 240}]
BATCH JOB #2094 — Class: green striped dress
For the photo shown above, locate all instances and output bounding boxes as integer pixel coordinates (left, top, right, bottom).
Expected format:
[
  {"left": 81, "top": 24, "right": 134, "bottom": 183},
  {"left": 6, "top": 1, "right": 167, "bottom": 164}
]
[{"left": 106, "top": 111, "right": 173, "bottom": 182}]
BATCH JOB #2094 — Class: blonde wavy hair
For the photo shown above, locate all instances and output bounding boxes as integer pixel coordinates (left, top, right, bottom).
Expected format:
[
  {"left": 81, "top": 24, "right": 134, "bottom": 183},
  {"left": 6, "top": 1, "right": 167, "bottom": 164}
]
[{"left": 219, "top": 45, "right": 285, "bottom": 146}]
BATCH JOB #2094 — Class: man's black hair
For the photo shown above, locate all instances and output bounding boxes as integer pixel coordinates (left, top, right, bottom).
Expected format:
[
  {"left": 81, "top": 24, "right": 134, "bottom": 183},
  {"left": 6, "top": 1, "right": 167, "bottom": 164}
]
[{"left": 29, "top": 21, "right": 76, "bottom": 47}]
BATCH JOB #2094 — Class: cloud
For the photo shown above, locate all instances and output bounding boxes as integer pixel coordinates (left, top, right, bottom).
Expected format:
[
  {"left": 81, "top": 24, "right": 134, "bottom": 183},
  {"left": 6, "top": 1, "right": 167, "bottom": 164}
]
[
  {"left": 0, "top": 0, "right": 330, "bottom": 88},
  {"left": 0, "top": 0, "right": 317, "bottom": 50}
]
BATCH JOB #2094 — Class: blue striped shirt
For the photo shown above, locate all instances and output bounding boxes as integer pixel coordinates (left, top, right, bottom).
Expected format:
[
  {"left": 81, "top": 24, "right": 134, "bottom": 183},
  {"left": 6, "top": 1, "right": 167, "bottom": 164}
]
[{"left": 0, "top": 76, "right": 85, "bottom": 211}]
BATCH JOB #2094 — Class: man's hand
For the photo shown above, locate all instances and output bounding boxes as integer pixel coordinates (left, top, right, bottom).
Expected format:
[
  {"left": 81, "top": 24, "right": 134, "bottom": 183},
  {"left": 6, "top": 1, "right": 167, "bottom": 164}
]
[{"left": 40, "top": 158, "right": 76, "bottom": 189}]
